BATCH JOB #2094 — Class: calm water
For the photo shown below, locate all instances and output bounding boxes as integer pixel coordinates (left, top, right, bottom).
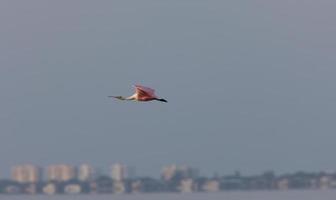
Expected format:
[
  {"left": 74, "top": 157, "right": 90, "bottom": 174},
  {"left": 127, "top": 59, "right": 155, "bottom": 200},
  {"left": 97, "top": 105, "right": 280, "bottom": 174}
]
[{"left": 1, "top": 190, "right": 336, "bottom": 200}]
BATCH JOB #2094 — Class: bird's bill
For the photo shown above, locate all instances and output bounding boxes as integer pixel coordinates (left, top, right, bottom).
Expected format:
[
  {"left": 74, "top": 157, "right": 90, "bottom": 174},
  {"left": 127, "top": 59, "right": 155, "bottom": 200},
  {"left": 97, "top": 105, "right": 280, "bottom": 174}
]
[{"left": 108, "top": 96, "right": 125, "bottom": 100}]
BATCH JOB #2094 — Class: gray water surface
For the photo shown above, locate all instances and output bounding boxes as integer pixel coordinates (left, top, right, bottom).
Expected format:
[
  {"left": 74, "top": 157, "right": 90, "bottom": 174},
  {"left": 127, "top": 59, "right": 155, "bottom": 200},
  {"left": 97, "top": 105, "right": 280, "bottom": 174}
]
[{"left": 1, "top": 190, "right": 336, "bottom": 200}]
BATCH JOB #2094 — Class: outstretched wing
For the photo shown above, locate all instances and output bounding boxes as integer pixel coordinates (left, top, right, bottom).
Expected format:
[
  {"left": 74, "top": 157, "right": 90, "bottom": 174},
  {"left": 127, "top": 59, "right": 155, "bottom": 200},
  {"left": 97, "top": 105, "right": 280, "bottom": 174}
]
[{"left": 134, "top": 85, "right": 156, "bottom": 98}]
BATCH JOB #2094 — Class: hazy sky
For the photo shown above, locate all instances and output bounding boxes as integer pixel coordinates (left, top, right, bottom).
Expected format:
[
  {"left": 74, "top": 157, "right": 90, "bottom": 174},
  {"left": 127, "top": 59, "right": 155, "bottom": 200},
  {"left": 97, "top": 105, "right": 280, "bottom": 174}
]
[{"left": 1, "top": 0, "right": 336, "bottom": 177}]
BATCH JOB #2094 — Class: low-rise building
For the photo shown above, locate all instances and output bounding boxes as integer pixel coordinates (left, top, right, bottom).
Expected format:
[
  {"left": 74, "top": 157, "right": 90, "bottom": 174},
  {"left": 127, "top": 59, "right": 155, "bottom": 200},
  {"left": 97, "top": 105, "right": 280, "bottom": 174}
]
[
  {"left": 43, "top": 183, "right": 57, "bottom": 195},
  {"left": 179, "top": 178, "right": 194, "bottom": 193},
  {"left": 113, "top": 181, "right": 125, "bottom": 194},
  {"left": 202, "top": 180, "right": 220, "bottom": 192},
  {"left": 64, "top": 184, "right": 82, "bottom": 194},
  {"left": 277, "top": 178, "right": 289, "bottom": 190}
]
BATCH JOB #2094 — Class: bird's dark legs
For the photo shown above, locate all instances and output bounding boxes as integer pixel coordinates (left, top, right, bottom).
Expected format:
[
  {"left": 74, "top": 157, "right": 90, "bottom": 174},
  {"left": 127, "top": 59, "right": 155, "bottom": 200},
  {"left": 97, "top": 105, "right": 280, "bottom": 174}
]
[{"left": 156, "top": 98, "right": 168, "bottom": 103}]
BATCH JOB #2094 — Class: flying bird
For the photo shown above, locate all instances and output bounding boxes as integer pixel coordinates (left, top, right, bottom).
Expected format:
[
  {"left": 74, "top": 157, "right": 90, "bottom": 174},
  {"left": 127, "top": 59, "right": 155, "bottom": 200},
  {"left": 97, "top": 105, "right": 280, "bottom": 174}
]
[{"left": 109, "top": 85, "right": 167, "bottom": 103}]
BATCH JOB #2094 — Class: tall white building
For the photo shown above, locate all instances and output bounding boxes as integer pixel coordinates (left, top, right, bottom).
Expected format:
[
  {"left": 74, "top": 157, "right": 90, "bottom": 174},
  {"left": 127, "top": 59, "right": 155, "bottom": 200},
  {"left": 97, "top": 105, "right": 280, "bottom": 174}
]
[
  {"left": 11, "top": 164, "right": 42, "bottom": 183},
  {"left": 111, "top": 163, "right": 127, "bottom": 181},
  {"left": 78, "top": 164, "right": 94, "bottom": 181},
  {"left": 47, "top": 164, "right": 75, "bottom": 182}
]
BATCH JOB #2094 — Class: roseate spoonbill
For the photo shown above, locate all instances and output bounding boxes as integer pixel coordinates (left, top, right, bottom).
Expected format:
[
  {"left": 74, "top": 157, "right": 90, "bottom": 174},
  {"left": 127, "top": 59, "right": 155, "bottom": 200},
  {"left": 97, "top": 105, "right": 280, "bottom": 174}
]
[{"left": 109, "top": 85, "right": 167, "bottom": 103}]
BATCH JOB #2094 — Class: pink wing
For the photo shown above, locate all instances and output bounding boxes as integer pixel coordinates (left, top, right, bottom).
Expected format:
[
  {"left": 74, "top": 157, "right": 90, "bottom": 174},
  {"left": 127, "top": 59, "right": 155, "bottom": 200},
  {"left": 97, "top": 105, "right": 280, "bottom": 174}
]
[{"left": 134, "top": 85, "right": 157, "bottom": 97}]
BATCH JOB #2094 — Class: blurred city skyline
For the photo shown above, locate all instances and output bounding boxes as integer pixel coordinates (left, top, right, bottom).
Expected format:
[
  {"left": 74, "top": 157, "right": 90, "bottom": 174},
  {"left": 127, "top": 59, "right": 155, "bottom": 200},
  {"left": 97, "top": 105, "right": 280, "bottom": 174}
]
[{"left": 4, "top": 163, "right": 336, "bottom": 195}]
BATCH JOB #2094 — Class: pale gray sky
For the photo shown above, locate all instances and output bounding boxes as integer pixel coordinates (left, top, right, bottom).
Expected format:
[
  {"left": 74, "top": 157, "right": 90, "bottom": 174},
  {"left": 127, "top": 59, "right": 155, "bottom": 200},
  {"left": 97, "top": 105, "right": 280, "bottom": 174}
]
[{"left": 1, "top": 0, "right": 336, "bottom": 177}]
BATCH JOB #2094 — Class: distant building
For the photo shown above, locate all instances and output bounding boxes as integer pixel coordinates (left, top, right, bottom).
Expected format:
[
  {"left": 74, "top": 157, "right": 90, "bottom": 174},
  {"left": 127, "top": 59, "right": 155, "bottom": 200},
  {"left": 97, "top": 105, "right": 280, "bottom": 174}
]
[
  {"left": 78, "top": 164, "right": 94, "bottom": 181},
  {"left": 23, "top": 183, "right": 37, "bottom": 194},
  {"left": 47, "top": 164, "right": 75, "bottom": 182},
  {"left": 202, "top": 180, "right": 220, "bottom": 192},
  {"left": 131, "top": 180, "right": 142, "bottom": 193},
  {"left": 179, "top": 178, "right": 194, "bottom": 193},
  {"left": 111, "top": 163, "right": 127, "bottom": 181},
  {"left": 161, "top": 165, "right": 177, "bottom": 181},
  {"left": 5, "top": 185, "right": 21, "bottom": 194},
  {"left": 113, "top": 181, "right": 126, "bottom": 194},
  {"left": 161, "top": 164, "right": 199, "bottom": 181},
  {"left": 11, "top": 164, "right": 42, "bottom": 183},
  {"left": 320, "top": 176, "right": 331, "bottom": 190},
  {"left": 43, "top": 183, "right": 56, "bottom": 195},
  {"left": 276, "top": 178, "right": 289, "bottom": 190},
  {"left": 64, "top": 184, "right": 82, "bottom": 194}
]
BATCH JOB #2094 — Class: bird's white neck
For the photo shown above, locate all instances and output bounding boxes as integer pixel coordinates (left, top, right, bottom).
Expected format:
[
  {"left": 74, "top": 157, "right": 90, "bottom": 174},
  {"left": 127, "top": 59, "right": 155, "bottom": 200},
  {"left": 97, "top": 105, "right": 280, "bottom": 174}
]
[{"left": 126, "top": 94, "right": 137, "bottom": 101}]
